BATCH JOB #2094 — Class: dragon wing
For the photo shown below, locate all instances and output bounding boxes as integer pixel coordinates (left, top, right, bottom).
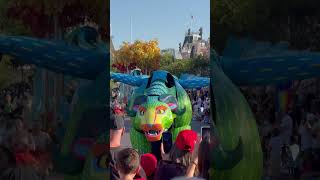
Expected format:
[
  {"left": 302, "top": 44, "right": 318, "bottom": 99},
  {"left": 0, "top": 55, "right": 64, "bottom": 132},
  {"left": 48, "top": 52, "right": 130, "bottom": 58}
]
[
  {"left": 220, "top": 37, "right": 320, "bottom": 86},
  {"left": 110, "top": 72, "right": 147, "bottom": 87},
  {"left": 0, "top": 35, "right": 108, "bottom": 80},
  {"left": 178, "top": 77, "right": 210, "bottom": 89},
  {"left": 222, "top": 52, "right": 320, "bottom": 86}
]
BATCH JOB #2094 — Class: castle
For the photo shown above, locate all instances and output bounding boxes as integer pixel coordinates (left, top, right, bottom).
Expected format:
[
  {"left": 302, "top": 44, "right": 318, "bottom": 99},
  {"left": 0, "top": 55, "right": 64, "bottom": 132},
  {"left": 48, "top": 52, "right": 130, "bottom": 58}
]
[{"left": 179, "top": 27, "right": 210, "bottom": 59}]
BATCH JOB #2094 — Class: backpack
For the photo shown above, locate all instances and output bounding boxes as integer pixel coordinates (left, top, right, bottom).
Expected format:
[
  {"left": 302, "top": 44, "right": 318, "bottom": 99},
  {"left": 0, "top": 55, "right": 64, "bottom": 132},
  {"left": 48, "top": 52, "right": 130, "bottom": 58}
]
[{"left": 154, "top": 160, "right": 187, "bottom": 180}]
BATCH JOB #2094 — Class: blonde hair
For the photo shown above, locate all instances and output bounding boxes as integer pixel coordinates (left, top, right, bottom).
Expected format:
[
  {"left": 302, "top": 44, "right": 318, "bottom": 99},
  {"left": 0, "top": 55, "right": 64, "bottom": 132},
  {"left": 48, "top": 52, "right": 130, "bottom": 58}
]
[{"left": 168, "top": 145, "right": 199, "bottom": 176}]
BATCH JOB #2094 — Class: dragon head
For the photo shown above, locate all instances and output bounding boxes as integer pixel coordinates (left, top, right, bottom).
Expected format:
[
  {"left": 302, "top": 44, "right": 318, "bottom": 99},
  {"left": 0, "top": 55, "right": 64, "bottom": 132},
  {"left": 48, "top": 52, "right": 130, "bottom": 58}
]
[{"left": 132, "top": 94, "right": 180, "bottom": 141}]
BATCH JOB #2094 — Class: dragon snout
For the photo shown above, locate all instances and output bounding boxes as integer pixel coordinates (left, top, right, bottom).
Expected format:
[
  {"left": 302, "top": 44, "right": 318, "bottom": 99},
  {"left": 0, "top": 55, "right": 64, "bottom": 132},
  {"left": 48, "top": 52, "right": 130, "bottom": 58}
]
[{"left": 141, "top": 124, "right": 164, "bottom": 142}]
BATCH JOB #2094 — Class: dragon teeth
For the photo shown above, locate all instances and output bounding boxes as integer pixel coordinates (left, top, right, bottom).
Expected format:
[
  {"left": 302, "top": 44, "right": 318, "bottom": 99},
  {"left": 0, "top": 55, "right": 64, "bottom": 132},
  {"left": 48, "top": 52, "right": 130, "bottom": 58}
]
[{"left": 146, "top": 130, "right": 160, "bottom": 136}]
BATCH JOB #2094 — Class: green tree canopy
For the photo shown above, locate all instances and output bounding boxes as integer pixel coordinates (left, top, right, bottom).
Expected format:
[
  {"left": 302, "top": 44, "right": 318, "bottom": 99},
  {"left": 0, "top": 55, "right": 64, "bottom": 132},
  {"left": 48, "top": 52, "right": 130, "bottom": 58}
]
[
  {"left": 160, "top": 55, "right": 209, "bottom": 77},
  {"left": 1, "top": 0, "right": 108, "bottom": 39},
  {"left": 160, "top": 53, "right": 174, "bottom": 67}
]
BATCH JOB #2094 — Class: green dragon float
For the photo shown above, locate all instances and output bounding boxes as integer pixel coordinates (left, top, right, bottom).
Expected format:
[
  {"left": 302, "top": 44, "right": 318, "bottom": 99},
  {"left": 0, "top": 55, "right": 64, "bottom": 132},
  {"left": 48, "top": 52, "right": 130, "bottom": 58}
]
[{"left": 111, "top": 70, "right": 209, "bottom": 153}]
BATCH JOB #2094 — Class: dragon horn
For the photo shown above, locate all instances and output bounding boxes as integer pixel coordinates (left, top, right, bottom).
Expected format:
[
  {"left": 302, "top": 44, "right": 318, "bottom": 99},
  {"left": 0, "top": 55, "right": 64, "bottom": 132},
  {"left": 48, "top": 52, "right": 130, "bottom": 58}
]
[{"left": 158, "top": 94, "right": 186, "bottom": 115}]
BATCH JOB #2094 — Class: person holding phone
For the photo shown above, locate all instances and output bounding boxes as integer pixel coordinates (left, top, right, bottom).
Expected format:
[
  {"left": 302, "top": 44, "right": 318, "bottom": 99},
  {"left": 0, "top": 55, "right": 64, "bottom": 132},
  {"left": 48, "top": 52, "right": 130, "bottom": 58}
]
[
  {"left": 155, "top": 130, "right": 199, "bottom": 180},
  {"left": 162, "top": 131, "right": 173, "bottom": 154},
  {"left": 201, "top": 126, "right": 210, "bottom": 140}
]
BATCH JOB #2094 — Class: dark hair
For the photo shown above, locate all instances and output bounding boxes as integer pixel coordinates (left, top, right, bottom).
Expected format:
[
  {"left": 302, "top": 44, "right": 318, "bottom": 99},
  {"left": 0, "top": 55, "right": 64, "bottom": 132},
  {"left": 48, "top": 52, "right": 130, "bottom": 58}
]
[
  {"left": 116, "top": 148, "right": 140, "bottom": 175},
  {"left": 290, "top": 135, "right": 299, "bottom": 145},
  {"left": 198, "top": 136, "right": 210, "bottom": 179}
]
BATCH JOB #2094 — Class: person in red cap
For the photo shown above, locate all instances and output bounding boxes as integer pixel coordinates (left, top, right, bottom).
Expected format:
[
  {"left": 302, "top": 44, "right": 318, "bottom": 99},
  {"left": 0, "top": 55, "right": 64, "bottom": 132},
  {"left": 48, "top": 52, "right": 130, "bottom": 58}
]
[
  {"left": 174, "top": 130, "right": 198, "bottom": 153},
  {"left": 154, "top": 130, "right": 200, "bottom": 180},
  {"left": 140, "top": 153, "right": 158, "bottom": 180}
]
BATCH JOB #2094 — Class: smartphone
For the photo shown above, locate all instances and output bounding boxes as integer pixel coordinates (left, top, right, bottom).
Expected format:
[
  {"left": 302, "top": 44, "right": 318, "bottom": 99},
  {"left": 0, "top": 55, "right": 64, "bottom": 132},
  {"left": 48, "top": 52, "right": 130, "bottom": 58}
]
[
  {"left": 162, "top": 131, "right": 173, "bottom": 153},
  {"left": 201, "top": 126, "right": 210, "bottom": 139}
]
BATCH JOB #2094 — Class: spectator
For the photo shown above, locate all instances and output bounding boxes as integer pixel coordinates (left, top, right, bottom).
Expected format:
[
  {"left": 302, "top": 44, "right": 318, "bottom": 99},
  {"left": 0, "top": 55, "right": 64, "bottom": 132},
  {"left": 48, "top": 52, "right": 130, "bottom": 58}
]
[
  {"left": 279, "top": 111, "right": 293, "bottom": 145},
  {"left": 288, "top": 135, "right": 301, "bottom": 179},
  {"left": 299, "top": 119, "right": 313, "bottom": 153},
  {"left": 12, "top": 131, "right": 39, "bottom": 169},
  {"left": 196, "top": 136, "right": 210, "bottom": 179},
  {"left": 31, "top": 121, "right": 52, "bottom": 152},
  {"left": 115, "top": 148, "right": 146, "bottom": 180},
  {"left": 21, "top": 97, "right": 32, "bottom": 129},
  {"left": 110, "top": 108, "right": 125, "bottom": 180},
  {"left": 31, "top": 121, "right": 52, "bottom": 176},
  {"left": 268, "top": 128, "right": 282, "bottom": 179},
  {"left": 4, "top": 94, "right": 13, "bottom": 114},
  {"left": 5, "top": 119, "right": 35, "bottom": 151},
  {"left": 155, "top": 130, "right": 199, "bottom": 180},
  {"left": 140, "top": 153, "right": 157, "bottom": 180}
]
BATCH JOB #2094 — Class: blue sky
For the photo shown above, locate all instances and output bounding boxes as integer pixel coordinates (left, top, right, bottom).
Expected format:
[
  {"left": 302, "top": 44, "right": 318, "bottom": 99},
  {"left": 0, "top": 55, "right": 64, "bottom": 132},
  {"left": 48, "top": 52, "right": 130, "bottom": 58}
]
[{"left": 111, "top": 0, "right": 210, "bottom": 50}]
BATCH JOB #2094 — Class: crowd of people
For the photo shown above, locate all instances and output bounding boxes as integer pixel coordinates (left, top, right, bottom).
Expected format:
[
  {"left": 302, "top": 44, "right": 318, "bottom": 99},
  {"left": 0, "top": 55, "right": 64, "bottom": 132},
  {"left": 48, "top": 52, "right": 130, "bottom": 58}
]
[
  {"left": 187, "top": 89, "right": 211, "bottom": 125},
  {"left": 0, "top": 82, "right": 54, "bottom": 180},
  {"left": 242, "top": 81, "right": 320, "bottom": 180},
  {"left": 110, "top": 106, "right": 212, "bottom": 180}
]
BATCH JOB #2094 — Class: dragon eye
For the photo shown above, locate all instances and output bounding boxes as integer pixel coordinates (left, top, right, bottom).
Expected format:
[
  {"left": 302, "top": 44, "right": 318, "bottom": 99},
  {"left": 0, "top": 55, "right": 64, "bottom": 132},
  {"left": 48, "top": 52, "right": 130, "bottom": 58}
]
[
  {"left": 156, "top": 106, "right": 167, "bottom": 114},
  {"left": 138, "top": 106, "right": 146, "bottom": 116},
  {"left": 156, "top": 109, "right": 165, "bottom": 114}
]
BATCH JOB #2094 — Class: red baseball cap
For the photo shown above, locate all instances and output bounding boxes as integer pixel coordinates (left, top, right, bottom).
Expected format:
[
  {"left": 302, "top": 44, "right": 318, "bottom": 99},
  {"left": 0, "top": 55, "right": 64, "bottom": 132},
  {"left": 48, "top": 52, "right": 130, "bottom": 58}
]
[
  {"left": 140, "top": 153, "right": 158, "bottom": 176},
  {"left": 175, "top": 130, "right": 198, "bottom": 152}
]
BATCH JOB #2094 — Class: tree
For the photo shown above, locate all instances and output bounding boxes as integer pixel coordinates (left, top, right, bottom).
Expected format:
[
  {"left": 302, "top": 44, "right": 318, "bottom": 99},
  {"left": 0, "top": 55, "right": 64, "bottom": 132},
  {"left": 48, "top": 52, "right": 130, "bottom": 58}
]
[
  {"left": 160, "top": 53, "right": 174, "bottom": 67},
  {"left": 192, "top": 55, "right": 210, "bottom": 76},
  {"left": 160, "top": 55, "right": 210, "bottom": 77},
  {"left": 213, "top": 0, "right": 320, "bottom": 52},
  {"left": 161, "top": 59, "right": 192, "bottom": 77},
  {"left": 113, "top": 40, "right": 161, "bottom": 74},
  {"left": 2, "top": 0, "right": 108, "bottom": 39}
]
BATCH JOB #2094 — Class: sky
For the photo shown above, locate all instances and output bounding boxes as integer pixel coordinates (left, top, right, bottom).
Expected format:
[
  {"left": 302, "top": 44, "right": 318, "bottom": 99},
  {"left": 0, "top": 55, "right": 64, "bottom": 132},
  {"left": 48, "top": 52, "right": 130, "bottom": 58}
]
[{"left": 111, "top": 0, "right": 210, "bottom": 50}]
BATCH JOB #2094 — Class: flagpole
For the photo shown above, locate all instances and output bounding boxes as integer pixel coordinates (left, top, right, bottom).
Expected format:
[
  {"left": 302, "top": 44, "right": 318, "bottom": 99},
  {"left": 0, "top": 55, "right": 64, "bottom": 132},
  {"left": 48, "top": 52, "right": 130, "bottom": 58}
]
[{"left": 130, "top": 16, "right": 132, "bottom": 44}]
